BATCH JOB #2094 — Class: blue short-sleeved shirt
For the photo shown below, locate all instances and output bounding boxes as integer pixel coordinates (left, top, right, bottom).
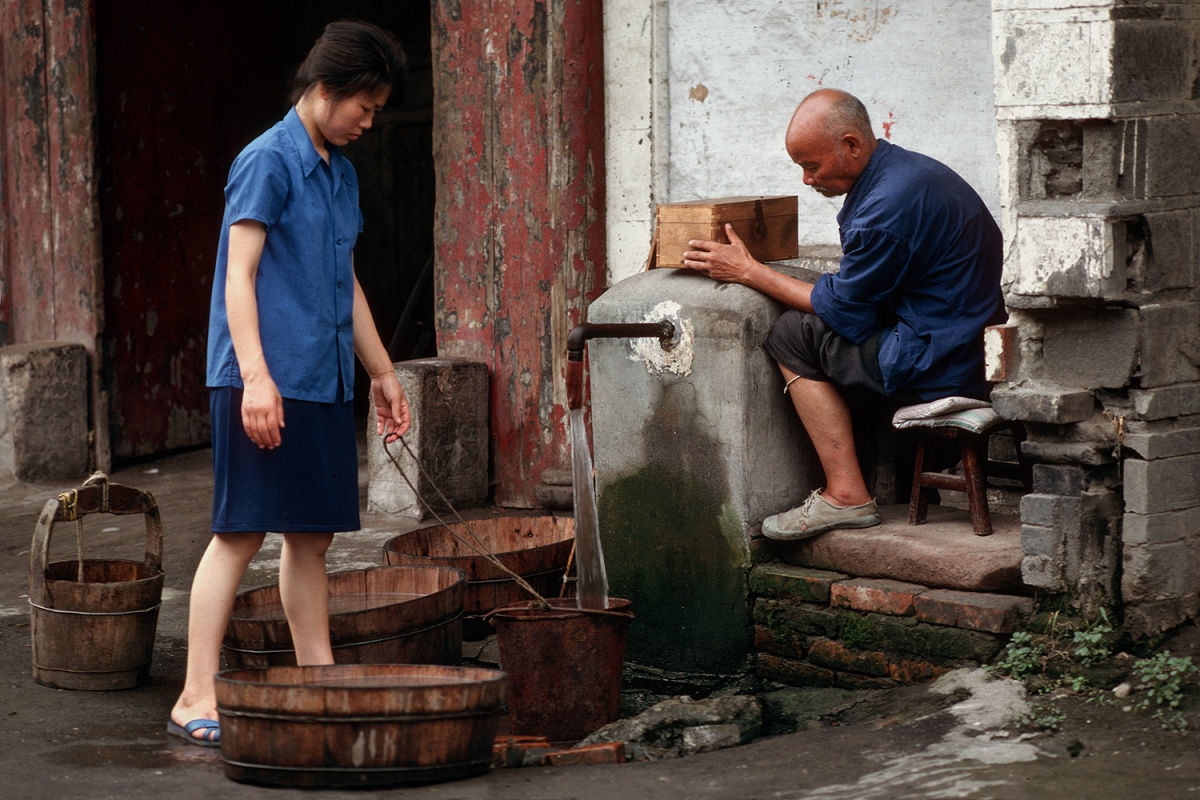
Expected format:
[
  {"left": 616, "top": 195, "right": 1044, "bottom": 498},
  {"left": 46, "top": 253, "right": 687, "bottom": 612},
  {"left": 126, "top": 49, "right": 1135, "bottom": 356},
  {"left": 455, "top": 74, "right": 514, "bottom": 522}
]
[
  {"left": 206, "top": 107, "right": 362, "bottom": 403},
  {"left": 809, "top": 140, "right": 1005, "bottom": 401}
]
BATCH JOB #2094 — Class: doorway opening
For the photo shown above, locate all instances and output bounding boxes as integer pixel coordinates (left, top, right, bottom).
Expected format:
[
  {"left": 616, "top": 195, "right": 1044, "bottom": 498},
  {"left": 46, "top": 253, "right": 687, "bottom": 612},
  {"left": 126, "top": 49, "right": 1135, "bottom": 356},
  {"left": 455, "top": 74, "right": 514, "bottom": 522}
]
[{"left": 95, "top": 1, "right": 435, "bottom": 460}]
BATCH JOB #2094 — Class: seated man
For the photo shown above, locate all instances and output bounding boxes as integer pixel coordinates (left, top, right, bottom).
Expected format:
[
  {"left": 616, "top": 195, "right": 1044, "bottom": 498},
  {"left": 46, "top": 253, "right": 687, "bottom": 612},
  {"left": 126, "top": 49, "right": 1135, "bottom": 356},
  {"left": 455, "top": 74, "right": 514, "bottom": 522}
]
[{"left": 683, "top": 88, "right": 1005, "bottom": 541}]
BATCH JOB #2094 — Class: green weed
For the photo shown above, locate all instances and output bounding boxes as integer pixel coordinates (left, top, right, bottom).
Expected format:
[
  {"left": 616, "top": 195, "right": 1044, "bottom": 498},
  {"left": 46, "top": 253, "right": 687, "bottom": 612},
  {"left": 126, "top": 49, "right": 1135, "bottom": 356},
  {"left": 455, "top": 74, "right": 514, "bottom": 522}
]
[
  {"left": 1068, "top": 609, "right": 1114, "bottom": 667},
  {"left": 993, "top": 631, "right": 1047, "bottom": 680},
  {"left": 1016, "top": 700, "right": 1067, "bottom": 732},
  {"left": 1131, "top": 651, "right": 1196, "bottom": 731}
]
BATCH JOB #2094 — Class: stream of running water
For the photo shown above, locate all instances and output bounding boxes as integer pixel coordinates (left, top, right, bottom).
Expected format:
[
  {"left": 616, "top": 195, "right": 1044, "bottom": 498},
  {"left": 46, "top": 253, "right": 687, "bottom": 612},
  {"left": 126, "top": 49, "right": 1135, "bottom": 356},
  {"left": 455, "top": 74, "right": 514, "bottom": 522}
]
[{"left": 569, "top": 406, "right": 608, "bottom": 609}]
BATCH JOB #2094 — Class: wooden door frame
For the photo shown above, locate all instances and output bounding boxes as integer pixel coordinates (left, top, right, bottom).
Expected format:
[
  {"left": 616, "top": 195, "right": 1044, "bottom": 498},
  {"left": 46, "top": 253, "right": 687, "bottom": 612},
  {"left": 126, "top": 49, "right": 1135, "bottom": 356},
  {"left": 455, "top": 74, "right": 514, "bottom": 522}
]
[{"left": 0, "top": 0, "right": 110, "bottom": 471}]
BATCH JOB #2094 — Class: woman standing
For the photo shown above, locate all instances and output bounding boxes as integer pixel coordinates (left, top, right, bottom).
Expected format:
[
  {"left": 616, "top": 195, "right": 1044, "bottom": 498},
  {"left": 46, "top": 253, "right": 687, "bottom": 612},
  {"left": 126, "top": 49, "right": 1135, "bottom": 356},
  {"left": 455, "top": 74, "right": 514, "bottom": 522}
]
[{"left": 168, "top": 20, "right": 411, "bottom": 745}]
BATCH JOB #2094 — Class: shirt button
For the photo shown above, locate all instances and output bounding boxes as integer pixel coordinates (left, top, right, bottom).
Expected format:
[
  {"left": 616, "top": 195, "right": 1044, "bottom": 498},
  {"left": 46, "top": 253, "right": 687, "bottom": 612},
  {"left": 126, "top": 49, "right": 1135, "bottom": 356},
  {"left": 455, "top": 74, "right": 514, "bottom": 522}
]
[{"left": 336, "top": 238, "right": 343, "bottom": 245}]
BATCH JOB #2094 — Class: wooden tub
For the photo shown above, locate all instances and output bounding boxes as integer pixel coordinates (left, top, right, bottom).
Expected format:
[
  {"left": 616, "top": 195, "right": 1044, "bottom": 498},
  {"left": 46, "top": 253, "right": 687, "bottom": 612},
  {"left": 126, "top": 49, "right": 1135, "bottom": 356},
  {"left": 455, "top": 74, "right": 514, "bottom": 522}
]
[
  {"left": 223, "top": 565, "right": 465, "bottom": 669},
  {"left": 216, "top": 663, "right": 506, "bottom": 787},
  {"left": 382, "top": 514, "right": 573, "bottom": 620}
]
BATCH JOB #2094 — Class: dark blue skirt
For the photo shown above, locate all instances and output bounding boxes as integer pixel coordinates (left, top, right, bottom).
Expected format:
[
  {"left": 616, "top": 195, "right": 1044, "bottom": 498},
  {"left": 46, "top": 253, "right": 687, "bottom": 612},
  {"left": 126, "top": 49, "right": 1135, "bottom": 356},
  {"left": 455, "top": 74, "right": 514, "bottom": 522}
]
[{"left": 210, "top": 387, "right": 360, "bottom": 533}]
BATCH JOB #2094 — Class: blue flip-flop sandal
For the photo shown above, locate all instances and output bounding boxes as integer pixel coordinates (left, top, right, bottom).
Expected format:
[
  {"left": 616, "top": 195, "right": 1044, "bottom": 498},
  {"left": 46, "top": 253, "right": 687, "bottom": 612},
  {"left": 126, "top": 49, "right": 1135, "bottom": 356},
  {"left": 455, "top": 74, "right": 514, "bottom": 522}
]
[{"left": 167, "top": 718, "right": 220, "bottom": 747}]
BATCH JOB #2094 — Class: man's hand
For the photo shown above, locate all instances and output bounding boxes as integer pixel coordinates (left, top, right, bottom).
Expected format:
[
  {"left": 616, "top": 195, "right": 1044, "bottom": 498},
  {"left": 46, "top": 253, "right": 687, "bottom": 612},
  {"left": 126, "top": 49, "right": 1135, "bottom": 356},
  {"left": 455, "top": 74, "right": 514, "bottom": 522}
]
[{"left": 682, "top": 224, "right": 762, "bottom": 284}]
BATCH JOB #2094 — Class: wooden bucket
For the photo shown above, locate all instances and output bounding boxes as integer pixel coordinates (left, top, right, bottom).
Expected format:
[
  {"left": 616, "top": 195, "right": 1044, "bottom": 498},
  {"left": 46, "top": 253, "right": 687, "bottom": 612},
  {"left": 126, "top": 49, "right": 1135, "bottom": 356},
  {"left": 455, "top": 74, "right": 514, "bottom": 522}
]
[
  {"left": 223, "top": 565, "right": 465, "bottom": 669},
  {"left": 216, "top": 663, "right": 507, "bottom": 787},
  {"left": 29, "top": 475, "right": 164, "bottom": 691},
  {"left": 382, "top": 514, "right": 574, "bottom": 621}
]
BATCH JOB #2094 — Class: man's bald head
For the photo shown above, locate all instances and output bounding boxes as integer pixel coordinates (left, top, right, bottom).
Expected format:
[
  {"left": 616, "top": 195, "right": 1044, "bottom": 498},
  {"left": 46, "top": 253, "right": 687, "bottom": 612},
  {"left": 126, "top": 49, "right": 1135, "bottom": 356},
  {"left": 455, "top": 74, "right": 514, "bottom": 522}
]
[
  {"left": 785, "top": 89, "right": 878, "bottom": 197},
  {"left": 789, "top": 89, "right": 875, "bottom": 143}
]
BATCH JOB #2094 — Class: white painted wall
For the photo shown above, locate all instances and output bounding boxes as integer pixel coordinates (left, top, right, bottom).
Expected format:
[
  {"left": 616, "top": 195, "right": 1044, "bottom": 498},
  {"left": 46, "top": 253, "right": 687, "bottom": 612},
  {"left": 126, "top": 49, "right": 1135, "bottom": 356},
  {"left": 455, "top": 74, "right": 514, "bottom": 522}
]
[{"left": 604, "top": 0, "right": 1000, "bottom": 284}]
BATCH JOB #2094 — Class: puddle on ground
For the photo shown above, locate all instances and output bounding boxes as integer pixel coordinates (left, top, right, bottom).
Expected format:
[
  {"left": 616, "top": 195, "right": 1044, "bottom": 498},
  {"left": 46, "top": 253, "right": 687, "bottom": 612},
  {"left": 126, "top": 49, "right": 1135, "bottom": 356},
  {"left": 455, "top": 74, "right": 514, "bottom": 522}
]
[
  {"left": 48, "top": 740, "right": 221, "bottom": 770},
  {"left": 789, "top": 670, "right": 1046, "bottom": 800},
  {"left": 39, "top": 716, "right": 222, "bottom": 771}
]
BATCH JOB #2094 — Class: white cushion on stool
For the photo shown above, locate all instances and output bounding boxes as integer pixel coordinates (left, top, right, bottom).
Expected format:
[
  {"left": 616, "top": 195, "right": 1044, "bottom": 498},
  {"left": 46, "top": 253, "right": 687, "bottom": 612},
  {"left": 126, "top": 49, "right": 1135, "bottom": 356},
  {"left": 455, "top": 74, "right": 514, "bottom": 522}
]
[{"left": 892, "top": 397, "right": 1003, "bottom": 435}]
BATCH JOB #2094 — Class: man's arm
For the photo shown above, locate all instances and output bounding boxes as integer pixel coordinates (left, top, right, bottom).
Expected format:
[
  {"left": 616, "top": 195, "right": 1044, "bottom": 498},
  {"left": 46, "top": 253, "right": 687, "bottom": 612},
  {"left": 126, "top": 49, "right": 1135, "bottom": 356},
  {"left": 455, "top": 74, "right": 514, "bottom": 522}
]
[{"left": 682, "top": 224, "right": 815, "bottom": 312}]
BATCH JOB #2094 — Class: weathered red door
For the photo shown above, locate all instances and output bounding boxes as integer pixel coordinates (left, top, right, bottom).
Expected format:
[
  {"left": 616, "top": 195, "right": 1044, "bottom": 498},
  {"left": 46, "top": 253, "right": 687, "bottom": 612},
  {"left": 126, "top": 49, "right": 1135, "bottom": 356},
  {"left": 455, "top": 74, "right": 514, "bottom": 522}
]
[
  {"left": 95, "top": 2, "right": 433, "bottom": 459},
  {"left": 95, "top": 3, "right": 285, "bottom": 458}
]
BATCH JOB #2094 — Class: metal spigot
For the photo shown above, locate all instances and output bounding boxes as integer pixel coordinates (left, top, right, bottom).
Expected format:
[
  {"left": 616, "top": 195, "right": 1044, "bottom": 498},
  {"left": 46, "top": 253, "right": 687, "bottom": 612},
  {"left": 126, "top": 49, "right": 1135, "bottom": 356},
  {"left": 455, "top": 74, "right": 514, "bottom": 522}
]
[{"left": 565, "top": 321, "right": 676, "bottom": 409}]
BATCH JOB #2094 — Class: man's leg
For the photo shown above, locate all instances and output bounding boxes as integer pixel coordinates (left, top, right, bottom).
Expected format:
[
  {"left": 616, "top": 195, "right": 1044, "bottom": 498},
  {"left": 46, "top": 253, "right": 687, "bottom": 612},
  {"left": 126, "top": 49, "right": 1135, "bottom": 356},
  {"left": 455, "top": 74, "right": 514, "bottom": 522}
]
[
  {"left": 761, "top": 365, "right": 882, "bottom": 540},
  {"left": 782, "top": 366, "right": 872, "bottom": 507},
  {"left": 761, "top": 310, "right": 883, "bottom": 539}
]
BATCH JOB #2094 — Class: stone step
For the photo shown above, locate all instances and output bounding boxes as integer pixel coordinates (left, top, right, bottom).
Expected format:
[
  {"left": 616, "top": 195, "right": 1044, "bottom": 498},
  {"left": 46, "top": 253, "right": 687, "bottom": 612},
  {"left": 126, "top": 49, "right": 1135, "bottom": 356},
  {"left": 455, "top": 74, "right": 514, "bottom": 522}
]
[{"left": 766, "top": 503, "right": 1025, "bottom": 594}]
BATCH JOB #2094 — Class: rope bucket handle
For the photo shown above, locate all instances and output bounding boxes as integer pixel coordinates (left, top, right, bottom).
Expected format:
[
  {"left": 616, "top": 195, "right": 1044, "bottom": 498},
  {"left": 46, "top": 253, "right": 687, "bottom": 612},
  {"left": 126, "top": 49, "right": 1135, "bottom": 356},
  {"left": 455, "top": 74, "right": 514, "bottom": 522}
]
[
  {"left": 382, "top": 438, "right": 558, "bottom": 612},
  {"left": 29, "top": 472, "right": 164, "bottom": 606}
]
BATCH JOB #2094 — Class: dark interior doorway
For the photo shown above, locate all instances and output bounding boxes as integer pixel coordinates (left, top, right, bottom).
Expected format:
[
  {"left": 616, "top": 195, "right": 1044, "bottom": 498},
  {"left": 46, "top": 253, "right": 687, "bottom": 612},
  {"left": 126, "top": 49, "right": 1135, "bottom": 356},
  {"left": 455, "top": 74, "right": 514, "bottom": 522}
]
[{"left": 96, "top": 1, "right": 435, "bottom": 461}]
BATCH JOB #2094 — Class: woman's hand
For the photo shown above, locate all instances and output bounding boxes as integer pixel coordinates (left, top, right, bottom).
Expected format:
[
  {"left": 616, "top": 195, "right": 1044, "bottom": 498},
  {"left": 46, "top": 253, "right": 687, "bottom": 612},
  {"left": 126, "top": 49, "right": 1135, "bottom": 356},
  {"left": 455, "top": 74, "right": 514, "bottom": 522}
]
[
  {"left": 240, "top": 371, "right": 285, "bottom": 449},
  {"left": 372, "top": 371, "right": 411, "bottom": 443}
]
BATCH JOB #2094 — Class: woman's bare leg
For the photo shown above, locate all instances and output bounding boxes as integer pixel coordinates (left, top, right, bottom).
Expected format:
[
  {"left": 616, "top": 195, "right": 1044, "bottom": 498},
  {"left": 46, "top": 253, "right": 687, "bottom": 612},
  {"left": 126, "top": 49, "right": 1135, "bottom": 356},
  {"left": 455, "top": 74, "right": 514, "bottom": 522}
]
[
  {"left": 279, "top": 532, "right": 336, "bottom": 665},
  {"left": 170, "top": 532, "right": 265, "bottom": 739}
]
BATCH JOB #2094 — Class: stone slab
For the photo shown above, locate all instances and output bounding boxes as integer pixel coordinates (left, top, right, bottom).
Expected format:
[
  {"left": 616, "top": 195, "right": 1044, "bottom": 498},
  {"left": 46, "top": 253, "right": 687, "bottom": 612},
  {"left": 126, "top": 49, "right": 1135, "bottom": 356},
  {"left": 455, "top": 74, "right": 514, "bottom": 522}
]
[
  {"left": 1010, "top": 216, "right": 1122, "bottom": 300},
  {"left": 749, "top": 564, "right": 848, "bottom": 604},
  {"left": 755, "top": 653, "right": 837, "bottom": 688},
  {"left": 830, "top": 578, "right": 928, "bottom": 617},
  {"left": 991, "top": 386, "right": 1095, "bottom": 425},
  {"left": 1139, "top": 303, "right": 1200, "bottom": 389},
  {"left": 806, "top": 638, "right": 891, "bottom": 677},
  {"left": 1124, "top": 454, "right": 1200, "bottom": 514},
  {"left": 1039, "top": 309, "right": 1139, "bottom": 389},
  {"left": 0, "top": 341, "right": 89, "bottom": 482},
  {"left": 772, "top": 504, "right": 1024, "bottom": 593},
  {"left": 913, "top": 590, "right": 1035, "bottom": 634},
  {"left": 366, "top": 357, "right": 488, "bottom": 517},
  {"left": 1032, "top": 463, "right": 1084, "bottom": 496}
]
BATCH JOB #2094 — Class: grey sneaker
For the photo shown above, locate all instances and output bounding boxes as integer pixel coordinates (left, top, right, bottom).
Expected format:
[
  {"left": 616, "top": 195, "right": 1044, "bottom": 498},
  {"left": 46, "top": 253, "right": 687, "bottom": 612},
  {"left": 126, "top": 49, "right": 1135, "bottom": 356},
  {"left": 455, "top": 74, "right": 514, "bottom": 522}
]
[{"left": 761, "top": 489, "right": 881, "bottom": 541}]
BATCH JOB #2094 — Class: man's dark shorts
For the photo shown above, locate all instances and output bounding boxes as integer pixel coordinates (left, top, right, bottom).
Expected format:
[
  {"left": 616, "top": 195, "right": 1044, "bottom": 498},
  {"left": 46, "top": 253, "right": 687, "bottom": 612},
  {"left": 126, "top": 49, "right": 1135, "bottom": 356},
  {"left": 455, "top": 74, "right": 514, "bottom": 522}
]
[{"left": 764, "top": 310, "right": 923, "bottom": 404}]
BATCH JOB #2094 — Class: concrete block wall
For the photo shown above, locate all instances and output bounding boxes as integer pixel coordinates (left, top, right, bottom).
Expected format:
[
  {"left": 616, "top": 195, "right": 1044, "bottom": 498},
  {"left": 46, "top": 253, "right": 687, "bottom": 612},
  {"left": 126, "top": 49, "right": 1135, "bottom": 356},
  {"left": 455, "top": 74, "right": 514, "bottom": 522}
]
[
  {"left": 0, "top": 342, "right": 90, "bottom": 482},
  {"left": 991, "top": 0, "right": 1200, "bottom": 636},
  {"left": 366, "top": 357, "right": 489, "bottom": 518},
  {"left": 751, "top": 564, "right": 1028, "bottom": 689}
]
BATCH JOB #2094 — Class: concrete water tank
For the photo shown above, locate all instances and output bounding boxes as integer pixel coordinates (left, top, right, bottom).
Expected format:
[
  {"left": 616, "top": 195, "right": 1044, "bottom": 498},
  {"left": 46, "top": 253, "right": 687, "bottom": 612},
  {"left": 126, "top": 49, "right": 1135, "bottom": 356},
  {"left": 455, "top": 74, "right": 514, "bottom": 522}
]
[{"left": 586, "top": 262, "right": 830, "bottom": 689}]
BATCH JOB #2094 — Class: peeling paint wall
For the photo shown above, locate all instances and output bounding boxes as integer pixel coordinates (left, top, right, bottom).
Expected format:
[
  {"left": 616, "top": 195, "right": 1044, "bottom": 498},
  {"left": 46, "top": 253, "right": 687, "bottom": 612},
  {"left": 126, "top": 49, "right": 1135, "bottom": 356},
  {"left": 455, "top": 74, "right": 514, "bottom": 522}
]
[
  {"left": 433, "top": 0, "right": 607, "bottom": 507},
  {"left": 605, "top": 0, "right": 999, "bottom": 282},
  {"left": 0, "top": 0, "right": 108, "bottom": 469}
]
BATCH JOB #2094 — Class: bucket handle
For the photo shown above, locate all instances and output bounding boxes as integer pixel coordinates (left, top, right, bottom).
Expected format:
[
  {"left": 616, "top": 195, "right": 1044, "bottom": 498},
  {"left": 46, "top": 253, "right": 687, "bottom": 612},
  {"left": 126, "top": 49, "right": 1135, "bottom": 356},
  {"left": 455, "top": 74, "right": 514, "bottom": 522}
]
[
  {"left": 485, "top": 603, "right": 635, "bottom": 624},
  {"left": 29, "top": 473, "right": 164, "bottom": 605}
]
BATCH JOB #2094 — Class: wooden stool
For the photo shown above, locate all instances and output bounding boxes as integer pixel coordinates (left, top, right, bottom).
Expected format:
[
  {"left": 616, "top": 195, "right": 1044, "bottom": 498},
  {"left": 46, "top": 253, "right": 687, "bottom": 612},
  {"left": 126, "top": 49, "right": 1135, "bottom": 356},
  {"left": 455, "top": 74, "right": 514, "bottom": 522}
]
[{"left": 892, "top": 399, "right": 1030, "bottom": 536}]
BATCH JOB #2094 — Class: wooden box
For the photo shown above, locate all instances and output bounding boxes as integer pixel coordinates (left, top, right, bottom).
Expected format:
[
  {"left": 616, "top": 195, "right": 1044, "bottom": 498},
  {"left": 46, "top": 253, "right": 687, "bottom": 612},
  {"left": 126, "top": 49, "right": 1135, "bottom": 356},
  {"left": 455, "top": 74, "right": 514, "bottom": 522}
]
[{"left": 654, "top": 195, "right": 798, "bottom": 269}]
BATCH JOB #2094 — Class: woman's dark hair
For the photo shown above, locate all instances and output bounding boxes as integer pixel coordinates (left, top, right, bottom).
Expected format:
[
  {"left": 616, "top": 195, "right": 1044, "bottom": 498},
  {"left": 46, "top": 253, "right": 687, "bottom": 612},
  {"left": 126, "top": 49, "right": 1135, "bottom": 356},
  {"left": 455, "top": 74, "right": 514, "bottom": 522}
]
[{"left": 290, "top": 20, "right": 406, "bottom": 106}]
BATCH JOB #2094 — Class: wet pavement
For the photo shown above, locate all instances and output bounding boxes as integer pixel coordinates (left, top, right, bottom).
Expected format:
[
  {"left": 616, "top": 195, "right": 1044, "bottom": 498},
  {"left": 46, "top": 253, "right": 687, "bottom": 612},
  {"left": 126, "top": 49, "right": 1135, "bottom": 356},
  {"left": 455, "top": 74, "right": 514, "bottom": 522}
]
[{"left": 2, "top": 442, "right": 1199, "bottom": 799}]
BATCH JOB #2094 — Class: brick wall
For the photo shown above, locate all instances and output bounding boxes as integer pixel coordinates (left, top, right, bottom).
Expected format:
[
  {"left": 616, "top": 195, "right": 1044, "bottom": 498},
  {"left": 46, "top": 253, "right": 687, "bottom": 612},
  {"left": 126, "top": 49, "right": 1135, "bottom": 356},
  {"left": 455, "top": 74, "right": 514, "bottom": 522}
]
[
  {"left": 989, "top": 1, "right": 1200, "bottom": 637},
  {"left": 750, "top": 564, "right": 1032, "bottom": 688}
]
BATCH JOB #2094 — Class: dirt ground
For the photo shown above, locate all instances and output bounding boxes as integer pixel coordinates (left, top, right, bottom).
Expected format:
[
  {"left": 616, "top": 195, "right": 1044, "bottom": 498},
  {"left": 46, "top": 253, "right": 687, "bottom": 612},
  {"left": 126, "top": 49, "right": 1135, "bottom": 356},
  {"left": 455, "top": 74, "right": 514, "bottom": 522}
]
[{"left": 2, "top": 445, "right": 1200, "bottom": 799}]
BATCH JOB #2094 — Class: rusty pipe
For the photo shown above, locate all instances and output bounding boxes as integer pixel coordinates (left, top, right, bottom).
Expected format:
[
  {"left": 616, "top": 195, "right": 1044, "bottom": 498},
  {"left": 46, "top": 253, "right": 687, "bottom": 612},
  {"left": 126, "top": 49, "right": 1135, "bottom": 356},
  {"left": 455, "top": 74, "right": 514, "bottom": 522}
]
[
  {"left": 566, "top": 321, "right": 675, "bottom": 409},
  {"left": 566, "top": 321, "right": 675, "bottom": 355}
]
